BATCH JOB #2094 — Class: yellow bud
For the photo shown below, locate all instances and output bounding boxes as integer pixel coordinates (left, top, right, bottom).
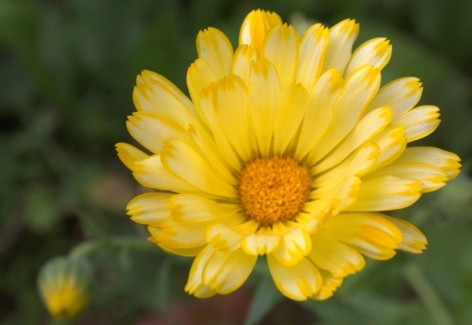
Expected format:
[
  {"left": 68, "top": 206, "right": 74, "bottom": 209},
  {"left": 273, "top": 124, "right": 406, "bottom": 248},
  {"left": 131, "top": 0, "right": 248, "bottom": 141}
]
[{"left": 37, "top": 257, "right": 91, "bottom": 319}]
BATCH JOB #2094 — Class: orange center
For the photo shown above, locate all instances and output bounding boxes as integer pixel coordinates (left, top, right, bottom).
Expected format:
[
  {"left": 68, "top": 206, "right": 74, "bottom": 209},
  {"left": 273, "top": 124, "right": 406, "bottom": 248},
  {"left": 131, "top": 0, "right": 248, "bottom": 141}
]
[{"left": 238, "top": 156, "right": 312, "bottom": 227}]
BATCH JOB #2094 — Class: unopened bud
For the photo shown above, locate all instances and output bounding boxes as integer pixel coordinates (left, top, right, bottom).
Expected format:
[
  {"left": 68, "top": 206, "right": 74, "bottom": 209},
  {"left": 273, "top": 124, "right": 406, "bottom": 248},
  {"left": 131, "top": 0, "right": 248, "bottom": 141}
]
[{"left": 37, "top": 256, "right": 91, "bottom": 319}]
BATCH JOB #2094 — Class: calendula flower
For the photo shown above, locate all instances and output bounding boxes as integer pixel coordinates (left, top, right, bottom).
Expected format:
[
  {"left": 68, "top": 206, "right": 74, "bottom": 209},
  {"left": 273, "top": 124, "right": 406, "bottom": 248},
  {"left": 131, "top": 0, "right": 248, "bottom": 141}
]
[
  {"left": 38, "top": 257, "right": 91, "bottom": 318},
  {"left": 117, "top": 9, "right": 460, "bottom": 300}
]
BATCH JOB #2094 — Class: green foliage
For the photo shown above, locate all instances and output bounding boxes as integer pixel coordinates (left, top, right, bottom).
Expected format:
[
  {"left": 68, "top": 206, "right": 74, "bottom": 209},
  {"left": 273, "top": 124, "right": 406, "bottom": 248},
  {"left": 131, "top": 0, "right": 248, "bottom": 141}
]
[
  {"left": 0, "top": 0, "right": 471, "bottom": 323},
  {"left": 244, "top": 266, "right": 283, "bottom": 325}
]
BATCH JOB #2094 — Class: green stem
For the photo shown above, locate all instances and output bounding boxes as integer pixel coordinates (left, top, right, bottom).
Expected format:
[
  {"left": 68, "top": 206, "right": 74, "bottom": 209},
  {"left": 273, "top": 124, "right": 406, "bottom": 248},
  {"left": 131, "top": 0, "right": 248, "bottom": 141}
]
[
  {"left": 69, "top": 236, "right": 156, "bottom": 261},
  {"left": 404, "top": 263, "right": 454, "bottom": 325}
]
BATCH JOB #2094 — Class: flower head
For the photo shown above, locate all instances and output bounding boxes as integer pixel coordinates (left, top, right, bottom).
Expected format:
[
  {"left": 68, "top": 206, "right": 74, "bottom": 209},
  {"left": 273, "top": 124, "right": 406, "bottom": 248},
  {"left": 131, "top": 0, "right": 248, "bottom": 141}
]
[
  {"left": 117, "top": 9, "right": 461, "bottom": 300},
  {"left": 38, "top": 257, "right": 91, "bottom": 318}
]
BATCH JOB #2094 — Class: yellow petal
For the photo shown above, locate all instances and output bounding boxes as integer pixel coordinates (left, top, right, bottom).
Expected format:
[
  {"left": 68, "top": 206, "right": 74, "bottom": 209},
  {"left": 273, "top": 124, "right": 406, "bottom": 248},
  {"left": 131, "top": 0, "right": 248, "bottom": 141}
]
[
  {"left": 115, "top": 142, "right": 148, "bottom": 170},
  {"left": 396, "top": 147, "right": 461, "bottom": 180},
  {"left": 314, "top": 106, "right": 392, "bottom": 173},
  {"left": 213, "top": 75, "right": 253, "bottom": 161},
  {"left": 393, "top": 105, "right": 440, "bottom": 142},
  {"left": 161, "top": 138, "right": 237, "bottom": 198},
  {"left": 345, "top": 38, "right": 392, "bottom": 76},
  {"left": 233, "top": 220, "right": 260, "bottom": 237},
  {"left": 132, "top": 155, "right": 199, "bottom": 193},
  {"left": 169, "top": 194, "right": 240, "bottom": 224},
  {"left": 370, "top": 125, "right": 407, "bottom": 171},
  {"left": 294, "top": 69, "right": 341, "bottom": 161},
  {"left": 126, "top": 112, "right": 185, "bottom": 154},
  {"left": 322, "top": 19, "right": 359, "bottom": 75},
  {"left": 185, "top": 245, "right": 218, "bottom": 297},
  {"left": 248, "top": 58, "right": 281, "bottom": 157},
  {"left": 295, "top": 23, "right": 329, "bottom": 89},
  {"left": 196, "top": 27, "right": 233, "bottom": 78},
  {"left": 263, "top": 24, "right": 299, "bottom": 87},
  {"left": 187, "top": 125, "right": 239, "bottom": 185},
  {"left": 149, "top": 236, "right": 203, "bottom": 257},
  {"left": 187, "top": 58, "right": 218, "bottom": 104},
  {"left": 241, "top": 228, "right": 282, "bottom": 256},
  {"left": 311, "top": 270, "right": 343, "bottom": 301},
  {"left": 199, "top": 246, "right": 257, "bottom": 294},
  {"left": 133, "top": 70, "right": 197, "bottom": 126},
  {"left": 368, "top": 162, "right": 448, "bottom": 193},
  {"left": 206, "top": 223, "right": 242, "bottom": 252},
  {"left": 126, "top": 192, "right": 173, "bottom": 226},
  {"left": 382, "top": 216, "right": 427, "bottom": 254},
  {"left": 298, "top": 199, "right": 337, "bottom": 233},
  {"left": 198, "top": 85, "right": 242, "bottom": 171},
  {"left": 149, "top": 221, "right": 207, "bottom": 250},
  {"left": 367, "top": 77, "right": 423, "bottom": 117},
  {"left": 348, "top": 175, "right": 422, "bottom": 211},
  {"left": 323, "top": 213, "right": 403, "bottom": 260},
  {"left": 271, "top": 228, "right": 312, "bottom": 266},
  {"left": 308, "top": 65, "right": 380, "bottom": 165},
  {"left": 239, "top": 9, "right": 282, "bottom": 52},
  {"left": 314, "top": 142, "right": 379, "bottom": 189},
  {"left": 232, "top": 44, "right": 259, "bottom": 84},
  {"left": 273, "top": 83, "right": 310, "bottom": 155},
  {"left": 311, "top": 176, "right": 361, "bottom": 213},
  {"left": 267, "top": 255, "right": 321, "bottom": 301},
  {"left": 309, "top": 231, "right": 365, "bottom": 277}
]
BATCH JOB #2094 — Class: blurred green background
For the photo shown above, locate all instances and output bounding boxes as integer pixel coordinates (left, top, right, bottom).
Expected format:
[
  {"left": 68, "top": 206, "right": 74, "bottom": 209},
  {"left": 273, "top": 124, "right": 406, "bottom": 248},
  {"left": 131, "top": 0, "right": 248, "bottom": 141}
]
[{"left": 1, "top": 0, "right": 471, "bottom": 324}]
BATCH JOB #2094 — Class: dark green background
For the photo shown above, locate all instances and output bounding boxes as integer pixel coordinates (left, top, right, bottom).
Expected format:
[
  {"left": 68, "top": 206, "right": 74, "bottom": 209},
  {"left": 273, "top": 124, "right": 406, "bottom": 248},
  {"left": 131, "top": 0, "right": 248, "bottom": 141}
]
[{"left": 1, "top": 0, "right": 471, "bottom": 324}]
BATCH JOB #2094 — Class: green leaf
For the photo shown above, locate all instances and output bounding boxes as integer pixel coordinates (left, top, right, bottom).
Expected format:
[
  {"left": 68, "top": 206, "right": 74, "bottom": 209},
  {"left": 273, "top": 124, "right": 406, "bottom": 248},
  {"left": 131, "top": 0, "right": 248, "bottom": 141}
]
[
  {"left": 434, "top": 174, "right": 472, "bottom": 221},
  {"left": 0, "top": 1, "right": 73, "bottom": 107},
  {"left": 404, "top": 263, "right": 454, "bottom": 325},
  {"left": 244, "top": 274, "right": 283, "bottom": 325},
  {"left": 156, "top": 257, "right": 173, "bottom": 312},
  {"left": 24, "top": 187, "right": 60, "bottom": 234}
]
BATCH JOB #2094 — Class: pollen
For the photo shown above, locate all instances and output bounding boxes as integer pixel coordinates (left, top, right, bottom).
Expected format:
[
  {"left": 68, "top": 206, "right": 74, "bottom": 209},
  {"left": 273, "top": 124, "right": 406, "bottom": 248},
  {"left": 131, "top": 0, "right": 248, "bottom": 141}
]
[{"left": 238, "top": 156, "right": 312, "bottom": 227}]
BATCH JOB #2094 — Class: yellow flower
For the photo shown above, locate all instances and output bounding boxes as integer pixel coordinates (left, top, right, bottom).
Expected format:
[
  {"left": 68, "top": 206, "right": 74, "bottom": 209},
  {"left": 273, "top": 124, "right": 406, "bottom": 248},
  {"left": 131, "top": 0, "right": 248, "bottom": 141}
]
[
  {"left": 117, "top": 9, "right": 461, "bottom": 300},
  {"left": 38, "top": 257, "right": 90, "bottom": 318}
]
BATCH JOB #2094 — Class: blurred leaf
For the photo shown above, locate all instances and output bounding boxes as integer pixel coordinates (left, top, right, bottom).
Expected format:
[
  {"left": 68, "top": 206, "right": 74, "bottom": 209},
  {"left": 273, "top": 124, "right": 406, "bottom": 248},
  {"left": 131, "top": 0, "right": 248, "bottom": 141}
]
[
  {"left": 133, "top": 3, "right": 188, "bottom": 87},
  {"left": 0, "top": 55, "right": 36, "bottom": 110},
  {"left": 0, "top": 1, "right": 40, "bottom": 47},
  {"left": 404, "top": 263, "right": 454, "bottom": 325},
  {"left": 302, "top": 296, "right": 366, "bottom": 324},
  {"left": 37, "top": 4, "right": 75, "bottom": 102},
  {"left": 24, "top": 187, "right": 60, "bottom": 234},
  {"left": 244, "top": 274, "right": 283, "bottom": 325},
  {"left": 75, "top": 212, "right": 100, "bottom": 238},
  {"left": 419, "top": 223, "right": 472, "bottom": 318},
  {"left": 189, "top": 0, "right": 232, "bottom": 31},
  {"left": 434, "top": 174, "right": 472, "bottom": 221},
  {"left": 412, "top": 0, "right": 472, "bottom": 73},
  {"left": 346, "top": 292, "right": 425, "bottom": 325},
  {"left": 156, "top": 257, "right": 173, "bottom": 312},
  {"left": 117, "top": 245, "right": 133, "bottom": 272},
  {"left": 0, "top": 1, "right": 72, "bottom": 107}
]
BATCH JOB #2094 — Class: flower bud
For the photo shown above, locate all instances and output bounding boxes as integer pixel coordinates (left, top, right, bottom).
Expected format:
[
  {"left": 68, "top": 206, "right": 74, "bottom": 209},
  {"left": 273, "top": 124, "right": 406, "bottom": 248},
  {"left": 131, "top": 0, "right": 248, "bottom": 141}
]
[{"left": 37, "top": 256, "right": 91, "bottom": 319}]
